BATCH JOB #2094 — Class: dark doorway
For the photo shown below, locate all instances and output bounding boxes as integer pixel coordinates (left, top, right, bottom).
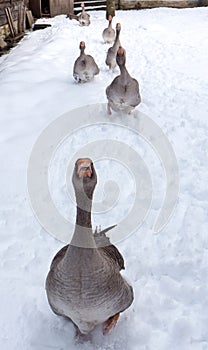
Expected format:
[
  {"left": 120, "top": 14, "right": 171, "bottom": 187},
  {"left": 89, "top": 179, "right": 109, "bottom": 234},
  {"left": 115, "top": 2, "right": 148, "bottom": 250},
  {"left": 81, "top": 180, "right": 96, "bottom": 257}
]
[{"left": 41, "top": 0, "right": 50, "bottom": 15}]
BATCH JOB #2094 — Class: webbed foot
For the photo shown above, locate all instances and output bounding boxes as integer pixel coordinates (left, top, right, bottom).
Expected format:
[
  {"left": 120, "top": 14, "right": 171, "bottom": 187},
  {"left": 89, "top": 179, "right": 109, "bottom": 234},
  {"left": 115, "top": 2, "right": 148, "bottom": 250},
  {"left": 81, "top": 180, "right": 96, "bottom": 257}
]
[{"left": 103, "top": 313, "right": 120, "bottom": 334}]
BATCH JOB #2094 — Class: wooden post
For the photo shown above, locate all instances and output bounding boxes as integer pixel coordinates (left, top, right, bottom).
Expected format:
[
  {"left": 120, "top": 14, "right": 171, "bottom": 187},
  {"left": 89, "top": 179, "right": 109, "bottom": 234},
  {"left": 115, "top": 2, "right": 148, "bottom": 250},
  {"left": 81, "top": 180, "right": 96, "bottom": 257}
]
[
  {"left": 106, "top": 0, "right": 116, "bottom": 20},
  {"left": 18, "top": 4, "right": 26, "bottom": 33},
  {"left": 26, "top": 10, "right": 34, "bottom": 29},
  {"left": 5, "top": 7, "right": 16, "bottom": 38},
  {"left": 22, "top": 5, "right": 26, "bottom": 33},
  {"left": 18, "top": 4, "right": 23, "bottom": 33}
]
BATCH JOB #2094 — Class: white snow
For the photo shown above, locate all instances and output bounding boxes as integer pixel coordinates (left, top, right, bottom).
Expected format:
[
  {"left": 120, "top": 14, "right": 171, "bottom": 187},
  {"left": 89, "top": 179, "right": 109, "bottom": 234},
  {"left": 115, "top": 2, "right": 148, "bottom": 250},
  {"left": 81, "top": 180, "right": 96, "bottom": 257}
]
[{"left": 0, "top": 7, "right": 208, "bottom": 350}]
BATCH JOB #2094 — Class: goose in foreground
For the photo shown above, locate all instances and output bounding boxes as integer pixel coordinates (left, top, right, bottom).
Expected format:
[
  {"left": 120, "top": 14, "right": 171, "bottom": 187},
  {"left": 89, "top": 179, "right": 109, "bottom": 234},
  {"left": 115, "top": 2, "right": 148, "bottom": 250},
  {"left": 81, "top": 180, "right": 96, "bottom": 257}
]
[
  {"left": 73, "top": 41, "right": 99, "bottom": 83},
  {"left": 106, "top": 47, "right": 141, "bottom": 114},
  {"left": 102, "top": 15, "right": 115, "bottom": 44},
  {"left": 46, "top": 158, "right": 134, "bottom": 335},
  {"left": 67, "top": 2, "right": 90, "bottom": 26},
  {"left": 105, "top": 23, "right": 121, "bottom": 70}
]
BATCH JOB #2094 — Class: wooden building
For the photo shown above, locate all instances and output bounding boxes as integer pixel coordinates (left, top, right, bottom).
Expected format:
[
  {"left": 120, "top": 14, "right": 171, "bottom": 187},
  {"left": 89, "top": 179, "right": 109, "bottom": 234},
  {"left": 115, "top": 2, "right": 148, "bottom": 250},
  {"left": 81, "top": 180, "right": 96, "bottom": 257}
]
[
  {"left": 29, "top": 0, "right": 73, "bottom": 18},
  {"left": 26, "top": 0, "right": 208, "bottom": 19},
  {"left": 28, "top": 0, "right": 208, "bottom": 19},
  {"left": 0, "top": 0, "right": 30, "bottom": 48},
  {"left": 0, "top": 0, "right": 28, "bottom": 28}
]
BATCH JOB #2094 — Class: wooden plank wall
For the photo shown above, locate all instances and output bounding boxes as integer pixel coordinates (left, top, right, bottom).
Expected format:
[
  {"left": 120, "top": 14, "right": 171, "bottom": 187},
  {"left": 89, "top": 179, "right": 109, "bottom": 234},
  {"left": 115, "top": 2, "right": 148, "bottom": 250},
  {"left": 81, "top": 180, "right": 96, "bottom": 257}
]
[
  {"left": 50, "top": 0, "right": 74, "bottom": 17},
  {"left": 0, "top": 0, "right": 29, "bottom": 27},
  {"left": 2, "top": 0, "right": 206, "bottom": 25},
  {"left": 73, "top": 0, "right": 207, "bottom": 14},
  {"left": 119, "top": 0, "right": 208, "bottom": 10},
  {"left": 74, "top": 0, "right": 119, "bottom": 14}
]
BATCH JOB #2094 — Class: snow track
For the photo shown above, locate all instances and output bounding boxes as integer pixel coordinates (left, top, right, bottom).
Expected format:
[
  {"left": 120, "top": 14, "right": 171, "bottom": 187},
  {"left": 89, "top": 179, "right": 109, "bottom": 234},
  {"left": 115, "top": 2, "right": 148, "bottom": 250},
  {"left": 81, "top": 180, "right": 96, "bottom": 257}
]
[{"left": 0, "top": 7, "right": 208, "bottom": 350}]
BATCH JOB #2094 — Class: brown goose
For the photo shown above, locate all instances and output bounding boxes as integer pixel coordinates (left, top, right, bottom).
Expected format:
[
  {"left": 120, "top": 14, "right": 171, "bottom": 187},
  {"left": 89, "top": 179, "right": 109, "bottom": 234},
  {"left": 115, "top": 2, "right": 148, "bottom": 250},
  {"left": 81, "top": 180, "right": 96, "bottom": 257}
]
[
  {"left": 106, "top": 47, "right": 141, "bottom": 114},
  {"left": 102, "top": 15, "right": 115, "bottom": 44},
  {"left": 67, "top": 2, "right": 90, "bottom": 26},
  {"left": 105, "top": 23, "right": 121, "bottom": 70},
  {"left": 46, "top": 158, "right": 133, "bottom": 335},
  {"left": 73, "top": 41, "right": 99, "bottom": 83}
]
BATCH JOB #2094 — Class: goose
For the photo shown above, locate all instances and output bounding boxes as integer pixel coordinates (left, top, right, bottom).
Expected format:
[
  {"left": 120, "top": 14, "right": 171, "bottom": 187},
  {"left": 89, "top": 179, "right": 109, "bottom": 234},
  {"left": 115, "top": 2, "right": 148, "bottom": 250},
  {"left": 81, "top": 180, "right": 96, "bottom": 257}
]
[
  {"left": 46, "top": 158, "right": 134, "bottom": 335},
  {"left": 73, "top": 41, "right": 99, "bottom": 83},
  {"left": 102, "top": 15, "right": 115, "bottom": 44},
  {"left": 67, "top": 2, "right": 90, "bottom": 26},
  {"left": 105, "top": 23, "right": 121, "bottom": 70},
  {"left": 106, "top": 47, "right": 141, "bottom": 114}
]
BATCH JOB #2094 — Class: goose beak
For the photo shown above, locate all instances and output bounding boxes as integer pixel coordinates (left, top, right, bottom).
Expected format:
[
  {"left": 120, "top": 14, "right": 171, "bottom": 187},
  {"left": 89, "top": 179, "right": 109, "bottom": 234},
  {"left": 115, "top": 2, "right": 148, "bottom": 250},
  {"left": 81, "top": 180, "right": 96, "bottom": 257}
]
[
  {"left": 77, "top": 158, "right": 93, "bottom": 178},
  {"left": 116, "top": 23, "right": 121, "bottom": 30},
  {"left": 117, "top": 47, "right": 124, "bottom": 56}
]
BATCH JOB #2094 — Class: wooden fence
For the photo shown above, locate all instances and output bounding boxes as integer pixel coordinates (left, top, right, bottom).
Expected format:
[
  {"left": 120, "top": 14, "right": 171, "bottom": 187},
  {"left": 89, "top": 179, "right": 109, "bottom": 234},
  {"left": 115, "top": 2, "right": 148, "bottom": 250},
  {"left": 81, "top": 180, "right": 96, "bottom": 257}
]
[
  {"left": 74, "top": 0, "right": 207, "bottom": 13},
  {"left": 119, "top": 0, "right": 208, "bottom": 10}
]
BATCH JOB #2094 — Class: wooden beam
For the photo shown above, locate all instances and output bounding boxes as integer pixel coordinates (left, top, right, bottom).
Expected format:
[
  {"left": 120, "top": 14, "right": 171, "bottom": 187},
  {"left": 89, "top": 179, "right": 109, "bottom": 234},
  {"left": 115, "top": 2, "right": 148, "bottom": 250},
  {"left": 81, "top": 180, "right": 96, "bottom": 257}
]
[
  {"left": 26, "top": 10, "right": 34, "bottom": 29},
  {"left": 22, "top": 5, "right": 26, "bottom": 32},
  {"left": 18, "top": 3, "right": 23, "bottom": 33},
  {"left": 5, "top": 7, "right": 16, "bottom": 38}
]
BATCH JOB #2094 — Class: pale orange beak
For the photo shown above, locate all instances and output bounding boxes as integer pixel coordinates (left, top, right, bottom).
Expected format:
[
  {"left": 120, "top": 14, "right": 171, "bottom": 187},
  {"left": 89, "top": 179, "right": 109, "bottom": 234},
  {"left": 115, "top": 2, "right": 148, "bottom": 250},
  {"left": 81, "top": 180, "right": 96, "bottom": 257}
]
[
  {"left": 117, "top": 46, "right": 124, "bottom": 55},
  {"left": 77, "top": 158, "right": 92, "bottom": 178},
  {"left": 116, "top": 23, "right": 121, "bottom": 30}
]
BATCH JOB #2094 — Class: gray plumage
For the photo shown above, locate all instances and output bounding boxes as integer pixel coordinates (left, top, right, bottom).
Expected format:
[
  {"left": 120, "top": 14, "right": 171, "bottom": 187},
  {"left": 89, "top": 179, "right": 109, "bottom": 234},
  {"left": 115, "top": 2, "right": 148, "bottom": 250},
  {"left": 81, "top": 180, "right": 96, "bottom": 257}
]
[
  {"left": 102, "top": 15, "right": 115, "bottom": 44},
  {"left": 67, "top": 2, "right": 90, "bottom": 26},
  {"left": 45, "top": 159, "right": 133, "bottom": 335},
  {"left": 73, "top": 41, "right": 99, "bottom": 83},
  {"left": 106, "top": 47, "right": 141, "bottom": 114},
  {"left": 105, "top": 23, "right": 121, "bottom": 70}
]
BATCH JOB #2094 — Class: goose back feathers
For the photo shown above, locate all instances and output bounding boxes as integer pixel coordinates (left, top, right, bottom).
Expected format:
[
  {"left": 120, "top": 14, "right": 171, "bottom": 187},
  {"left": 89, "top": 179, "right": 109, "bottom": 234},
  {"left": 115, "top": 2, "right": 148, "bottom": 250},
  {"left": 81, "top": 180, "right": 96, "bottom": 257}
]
[
  {"left": 106, "top": 47, "right": 141, "bottom": 114},
  {"left": 102, "top": 15, "right": 115, "bottom": 44},
  {"left": 73, "top": 41, "right": 99, "bottom": 83},
  {"left": 67, "top": 2, "right": 90, "bottom": 26}
]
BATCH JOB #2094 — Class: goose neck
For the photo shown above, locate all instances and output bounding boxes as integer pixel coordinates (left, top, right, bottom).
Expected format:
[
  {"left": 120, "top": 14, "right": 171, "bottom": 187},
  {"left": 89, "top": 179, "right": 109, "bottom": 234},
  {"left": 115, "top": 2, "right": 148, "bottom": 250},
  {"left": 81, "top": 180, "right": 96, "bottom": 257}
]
[
  {"left": 115, "top": 29, "right": 120, "bottom": 42},
  {"left": 70, "top": 190, "right": 96, "bottom": 248},
  {"left": 80, "top": 47, "right": 85, "bottom": 55},
  {"left": 119, "top": 63, "right": 128, "bottom": 76},
  {"left": 76, "top": 205, "right": 92, "bottom": 228}
]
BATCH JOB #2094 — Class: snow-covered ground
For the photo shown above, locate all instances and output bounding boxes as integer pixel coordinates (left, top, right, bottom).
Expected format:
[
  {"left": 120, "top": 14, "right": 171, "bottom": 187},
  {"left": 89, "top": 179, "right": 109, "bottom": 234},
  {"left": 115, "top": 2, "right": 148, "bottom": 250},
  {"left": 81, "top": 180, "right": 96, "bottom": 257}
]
[{"left": 0, "top": 7, "right": 208, "bottom": 350}]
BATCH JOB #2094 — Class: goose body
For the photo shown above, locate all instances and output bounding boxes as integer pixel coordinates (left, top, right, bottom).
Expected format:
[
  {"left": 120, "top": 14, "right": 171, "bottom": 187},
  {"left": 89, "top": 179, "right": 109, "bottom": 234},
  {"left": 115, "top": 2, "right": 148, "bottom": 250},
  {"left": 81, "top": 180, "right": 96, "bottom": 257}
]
[
  {"left": 73, "top": 41, "right": 99, "bottom": 83},
  {"left": 67, "top": 2, "right": 90, "bottom": 26},
  {"left": 106, "top": 47, "right": 141, "bottom": 114},
  {"left": 105, "top": 23, "right": 121, "bottom": 70},
  {"left": 46, "top": 158, "right": 133, "bottom": 335},
  {"left": 102, "top": 15, "right": 115, "bottom": 44}
]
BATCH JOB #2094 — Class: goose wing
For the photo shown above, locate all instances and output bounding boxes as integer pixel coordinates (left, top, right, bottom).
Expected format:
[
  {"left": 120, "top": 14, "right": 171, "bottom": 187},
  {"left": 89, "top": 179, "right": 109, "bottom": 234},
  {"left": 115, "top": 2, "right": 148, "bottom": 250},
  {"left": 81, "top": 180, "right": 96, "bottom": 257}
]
[
  {"left": 94, "top": 227, "right": 125, "bottom": 270},
  {"left": 49, "top": 245, "right": 68, "bottom": 269},
  {"left": 125, "top": 77, "right": 141, "bottom": 107}
]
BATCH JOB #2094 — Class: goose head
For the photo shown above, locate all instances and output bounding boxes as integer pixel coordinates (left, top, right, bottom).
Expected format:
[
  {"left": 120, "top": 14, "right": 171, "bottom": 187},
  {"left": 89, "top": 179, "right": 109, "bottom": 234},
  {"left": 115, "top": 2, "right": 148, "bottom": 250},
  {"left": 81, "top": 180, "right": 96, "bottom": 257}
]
[
  {"left": 108, "top": 15, "right": 112, "bottom": 23},
  {"left": 79, "top": 41, "right": 86, "bottom": 54},
  {"left": 72, "top": 158, "right": 97, "bottom": 207},
  {"left": 116, "top": 46, "right": 126, "bottom": 67},
  {"left": 116, "top": 23, "right": 121, "bottom": 33}
]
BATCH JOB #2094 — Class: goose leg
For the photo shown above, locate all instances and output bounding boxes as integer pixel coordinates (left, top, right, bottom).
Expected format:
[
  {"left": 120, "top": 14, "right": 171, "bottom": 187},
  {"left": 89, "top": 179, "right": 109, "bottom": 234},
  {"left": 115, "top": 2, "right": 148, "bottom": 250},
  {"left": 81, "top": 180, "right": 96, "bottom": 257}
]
[
  {"left": 103, "top": 313, "right": 120, "bottom": 334},
  {"left": 107, "top": 102, "right": 112, "bottom": 115},
  {"left": 75, "top": 327, "right": 92, "bottom": 342}
]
